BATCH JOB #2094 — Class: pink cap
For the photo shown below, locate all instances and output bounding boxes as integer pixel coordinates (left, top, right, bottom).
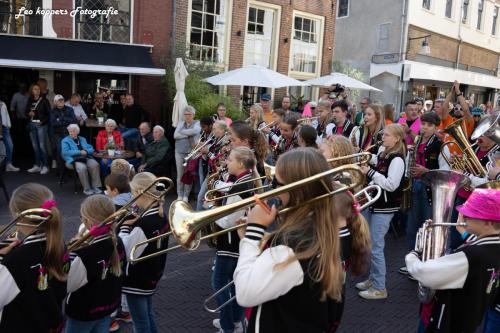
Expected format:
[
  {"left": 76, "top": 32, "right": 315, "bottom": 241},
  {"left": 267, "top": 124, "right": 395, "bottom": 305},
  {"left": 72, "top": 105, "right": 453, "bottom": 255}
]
[
  {"left": 456, "top": 189, "right": 500, "bottom": 222},
  {"left": 302, "top": 103, "right": 312, "bottom": 117}
]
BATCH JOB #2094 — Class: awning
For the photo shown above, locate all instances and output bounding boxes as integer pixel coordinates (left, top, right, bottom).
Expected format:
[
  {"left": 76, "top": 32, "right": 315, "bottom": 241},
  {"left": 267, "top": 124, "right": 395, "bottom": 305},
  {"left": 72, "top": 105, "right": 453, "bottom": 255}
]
[
  {"left": 0, "top": 34, "right": 165, "bottom": 76},
  {"left": 370, "top": 60, "right": 500, "bottom": 89}
]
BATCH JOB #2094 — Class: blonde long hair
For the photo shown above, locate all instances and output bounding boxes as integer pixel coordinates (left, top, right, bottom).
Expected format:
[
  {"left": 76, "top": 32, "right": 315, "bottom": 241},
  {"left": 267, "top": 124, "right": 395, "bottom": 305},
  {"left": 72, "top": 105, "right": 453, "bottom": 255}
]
[
  {"left": 267, "top": 148, "right": 344, "bottom": 301},
  {"left": 9, "top": 183, "right": 66, "bottom": 281},
  {"left": 360, "top": 104, "right": 385, "bottom": 145},
  {"left": 80, "top": 195, "right": 121, "bottom": 277},
  {"left": 321, "top": 135, "right": 356, "bottom": 168},
  {"left": 229, "top": 146, "right": 262, "bottom": 192},
  {"left": 380, "top": 123, "right": 407, "bottom": 159},
  {"left": 248, "top": 104, "right": 264, "bottom": 130}
]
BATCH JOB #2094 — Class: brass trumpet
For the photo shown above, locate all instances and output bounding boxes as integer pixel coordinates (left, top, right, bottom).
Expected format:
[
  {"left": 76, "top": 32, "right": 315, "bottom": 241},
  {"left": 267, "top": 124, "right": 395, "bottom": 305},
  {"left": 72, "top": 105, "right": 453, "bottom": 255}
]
[
  {"left": 68, "top": 177, "right": 174, "bottom": 252},
  {"left": 0, "top": 208, "right": 53, "bottom": 248},
  {"left": 183, "top": 134, "right": 215, "bottom": 167},
  {"left": 203, "top": 184, "right": 383, "bottom": 313},
  {"left": 129, "top": 164, "right": 365, "bottom": 263},
  {"left": 297, "top": 116, "right": 320, "bottom": 125},
  {"left": 440, "top": 119, "right": 487, "bottom": 177}
]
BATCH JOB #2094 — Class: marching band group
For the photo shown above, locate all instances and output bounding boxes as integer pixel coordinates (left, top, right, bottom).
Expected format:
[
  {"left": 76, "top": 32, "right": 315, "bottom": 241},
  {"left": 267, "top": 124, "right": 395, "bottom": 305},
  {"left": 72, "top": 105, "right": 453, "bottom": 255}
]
[{"left": 0, "top": 80, "right": 499, "bottom": 333}]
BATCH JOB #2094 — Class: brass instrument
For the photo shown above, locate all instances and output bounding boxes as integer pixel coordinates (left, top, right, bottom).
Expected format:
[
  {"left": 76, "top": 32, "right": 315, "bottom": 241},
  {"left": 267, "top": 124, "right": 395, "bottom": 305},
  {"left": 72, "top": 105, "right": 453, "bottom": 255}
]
[
  {"left": 327, "top": 152, "right": 372, "bottom": 166},
  {"left": 129, "top": 164, "right": 365, "bottom": 263},
  {"left": 0, "top": 209, "right": 52, "bottom": 248},
  {"left": 441, "top": 119, "right": 487, "bottom": 177},
  {"left": 258, "top": 121, "right": 276, "bottom": 132},
  {"left": 297, "top": 116, "right": 320, "bottom": 125},
  {"left": 414, "top": 170, "right": 470, "bottom": 303},
  {"left": 183, "top": 134, "right": 215, "bottom": 167},
  {"left": 203, "top": 184, "right": 383, "bottom": 313},
  {"left": 68, "top": 177, "right": 174, "bottom": 252},
  {"left": 204, "top": 163, "right": 275, "bottom": 202},
  {"left": 471, "top": 112, "right": 500, "bottom": 145},
  {"left": 401, "top": 135, "right": 420, "bottom": 212}
]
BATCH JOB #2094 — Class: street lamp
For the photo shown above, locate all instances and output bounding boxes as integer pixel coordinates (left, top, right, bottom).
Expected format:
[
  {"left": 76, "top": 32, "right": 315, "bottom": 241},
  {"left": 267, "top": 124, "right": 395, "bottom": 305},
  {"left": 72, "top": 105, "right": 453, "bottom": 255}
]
[{"left": 408, "top": 34, "right": 432, "bottom": 56}]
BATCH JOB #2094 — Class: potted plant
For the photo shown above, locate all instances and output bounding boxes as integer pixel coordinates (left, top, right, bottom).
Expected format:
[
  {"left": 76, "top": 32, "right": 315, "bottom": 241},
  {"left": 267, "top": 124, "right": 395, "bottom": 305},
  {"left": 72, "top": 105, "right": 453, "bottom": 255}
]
[
  {"left": 96, "top": 110, "right": 105, "bottom": 124},
  {"left": 105, "top": 142, "right": 116, "bottom": 157}
]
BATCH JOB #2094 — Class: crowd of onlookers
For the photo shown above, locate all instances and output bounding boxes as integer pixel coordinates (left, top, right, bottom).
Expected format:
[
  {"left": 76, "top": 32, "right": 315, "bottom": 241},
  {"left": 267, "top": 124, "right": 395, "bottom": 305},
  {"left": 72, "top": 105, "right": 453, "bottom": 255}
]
[{"left": 0, "top": 78, "right": 174, "bottom": 195}]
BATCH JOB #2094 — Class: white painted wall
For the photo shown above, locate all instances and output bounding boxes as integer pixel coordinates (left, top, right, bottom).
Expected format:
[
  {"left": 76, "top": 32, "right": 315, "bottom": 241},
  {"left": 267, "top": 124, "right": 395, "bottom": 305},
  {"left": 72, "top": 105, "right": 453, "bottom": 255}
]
[{"left": 407, "top": 0, "right": 500, "bottom": 52}]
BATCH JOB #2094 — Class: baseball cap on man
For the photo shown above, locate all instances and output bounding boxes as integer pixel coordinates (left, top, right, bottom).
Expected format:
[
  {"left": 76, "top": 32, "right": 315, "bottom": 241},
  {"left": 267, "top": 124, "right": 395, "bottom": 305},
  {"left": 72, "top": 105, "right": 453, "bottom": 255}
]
[
  {"left": 260, "top": 93, "right": 272, "bottom": 101},
  {"left": 54, "top": 94, "right": 64, "bottom": 103},
  {"left": 471, "top": 107, "right": 484, "bottom": 116},
  {"left": 456, "top": 189, "right": 500, "bottom": 222}
]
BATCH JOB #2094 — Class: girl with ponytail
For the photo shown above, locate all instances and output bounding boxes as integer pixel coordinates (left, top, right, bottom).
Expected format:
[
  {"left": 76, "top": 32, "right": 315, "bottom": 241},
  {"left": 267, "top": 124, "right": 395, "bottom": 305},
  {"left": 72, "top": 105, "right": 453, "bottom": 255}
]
[
  {"left": 0, "top": 183, "right": 68, "bottom": 332},
  {"left": 65, "top": 195, "right": 125, "bottom": 332}
]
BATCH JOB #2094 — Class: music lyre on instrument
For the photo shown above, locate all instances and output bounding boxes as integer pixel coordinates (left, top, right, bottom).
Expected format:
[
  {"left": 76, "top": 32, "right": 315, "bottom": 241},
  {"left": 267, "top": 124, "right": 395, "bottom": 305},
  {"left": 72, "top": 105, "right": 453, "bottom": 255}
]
[
  {"left": 202, "top": 184, "right": 383, "bottom": 313},
  {"left": 129, "top": 164, "right": 366, "bottom": 264},
  {"left": 414, "top": 170, "right": 470, "bottom": 304},
  {"left": 67, "top": 177, "right": 174, "bottom": 252}
]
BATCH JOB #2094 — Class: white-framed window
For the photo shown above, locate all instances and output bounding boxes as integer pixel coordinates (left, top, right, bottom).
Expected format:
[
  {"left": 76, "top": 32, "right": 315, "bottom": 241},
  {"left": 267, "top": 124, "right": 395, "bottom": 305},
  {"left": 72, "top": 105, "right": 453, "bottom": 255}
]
[
  {"left": 188, "top": 0, "right": 229, "bottom": 63},
  {"left": 75, "top": 0, "right": 131, "bottom": 43},
  {"left": 477, "top": 0, "right": 485, "bottom": 30},
  {"left": 445, "top": 0, "right": 453, "bottom": 18},
  {"left": 462, "top": 0, "right": 470, "bottom": 24},
  {"left": 337, "top": 0, "right": 349, "bottom": 18},
  {"left": 493, "top": 6, "right": 499, "bottom": 35},
  {"left": 422, "top": 0, "right": 431, "bottom": 10},
  {"left": 243, "top": 4, "right": 278, "bottom": 68},
  {"left": 377, "top": 23, "right": 391, "bottom": 52},
  {"left": 289, "top": 12, "right": 324, "bottom": 77},
  {"left": 0, "top": 0, "right": 42, "bottom": 35}
]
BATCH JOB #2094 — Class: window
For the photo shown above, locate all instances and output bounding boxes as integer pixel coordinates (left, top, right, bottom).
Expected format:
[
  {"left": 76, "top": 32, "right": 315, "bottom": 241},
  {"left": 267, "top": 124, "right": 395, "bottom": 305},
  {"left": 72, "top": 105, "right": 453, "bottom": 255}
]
[
  {"left": 422, "top": 0, "right": 431, "bottom": 10},
  {"left": 75, "top": 0, "right": 130, "bottom": 43},
  {"left": 493, "top": 6, "right": 499, "bottom": 35},
  {"left": 244, "top": 6, "right": 276, "bottom": 68},
  {"left": 337, "top": 0, "right": 349, "bottom": 18},
  {"left": 445, "top": 0, "right": 453, "bottom": 18},
  {"left": 0, "top": 0, "right": 42, "bottom": 35},
  {"left": 377, "top": 23, "right": 391, "bottom": 52},
  {"left": 462, "top": 0, "right": 469, "bottom": 24},
  {"left": 290, "top": 15, "right": 322, "bottom": 74},
  {"left": 188, "top": 0, "right": 228, "bottom": 63},
  {"left": 477, "top": 0, "right": 484, "bottom": 30}
]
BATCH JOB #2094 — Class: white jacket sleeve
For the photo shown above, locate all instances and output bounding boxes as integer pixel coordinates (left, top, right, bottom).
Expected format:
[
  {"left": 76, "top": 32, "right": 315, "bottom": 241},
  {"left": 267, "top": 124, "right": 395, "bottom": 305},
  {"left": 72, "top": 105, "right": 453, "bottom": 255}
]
[
  {"left": 367, "top": 156, "right": 405, "bottom": 192},
  {"left": 234, "top": 224, "right": 304, "bottom": 308},
  {"left": 0, "top": 264, "right": 20, "bottom": 311},
  {"left": 405, "top": 251, "right": 469, "bottom": 289},
  {"left": 215, "top": 195, "right": 245, "bottom": 229},
  {"left": 67, "top": 256, "right": 88, "bottom": 293}
]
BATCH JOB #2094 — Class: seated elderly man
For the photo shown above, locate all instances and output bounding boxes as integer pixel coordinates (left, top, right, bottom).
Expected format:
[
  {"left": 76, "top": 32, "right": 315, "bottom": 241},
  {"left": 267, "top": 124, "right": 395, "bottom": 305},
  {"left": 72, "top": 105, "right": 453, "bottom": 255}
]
[
  {"left": 61, "top": 124, "right": 102, "bottom": 196},
  {"left": 138, "top": 125, "right": 171, "bottom": 175}
]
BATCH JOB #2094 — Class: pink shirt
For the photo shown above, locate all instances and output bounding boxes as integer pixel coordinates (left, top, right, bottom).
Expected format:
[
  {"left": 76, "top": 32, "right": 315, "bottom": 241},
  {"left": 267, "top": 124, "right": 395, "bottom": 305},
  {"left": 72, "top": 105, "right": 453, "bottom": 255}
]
[{"left": 398, "top": 117, "right": 421, "bottom": 146}]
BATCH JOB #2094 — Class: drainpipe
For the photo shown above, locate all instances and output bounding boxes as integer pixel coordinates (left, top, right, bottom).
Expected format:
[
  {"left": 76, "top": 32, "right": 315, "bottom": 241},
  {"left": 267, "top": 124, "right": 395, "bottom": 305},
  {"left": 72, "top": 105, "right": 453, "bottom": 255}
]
[
  {"left": 172, "top": 0, "right": 177, "bottom": 59},
  {"left": 398, "top": 0, "right": 408, "bottom": 115},
  {"left": 456, "top": 1, "right": 463, "bottom": 70}
]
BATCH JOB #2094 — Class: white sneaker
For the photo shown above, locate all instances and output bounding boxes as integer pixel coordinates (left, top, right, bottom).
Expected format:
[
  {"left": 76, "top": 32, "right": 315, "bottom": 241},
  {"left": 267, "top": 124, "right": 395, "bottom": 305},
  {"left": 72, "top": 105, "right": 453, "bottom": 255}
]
[
  {"left": 5, "top": 163, "right": 20, "bottom": 172},
  {"left": 355, "top": 279, "right": 373, "bottom": 290},
  {"left": 92, "top": 188, "right": 103, "bottom": 194},
  {"left": 182, "top": 196, "right": 189, "bottom": 202},
  {"left": 83, "top": 189, "right": 94, "bottom": 196},
  {"left": 51, "top": 160, "right": 57, "bottom": 169},
  {"left": 358, "top": 287, "right": 388, "bottom": 300},
  {"left": 177, "top": 195, "right": 183, "bottom": 201},
  {"left": 28, "top": 165, "right": 41, "bottom": 173},
  {"left": 40, "top": 166, "right": 49, "bottom": 175},
  {"left": 213, "top": 319, "right": 244, "bottom": 333}
]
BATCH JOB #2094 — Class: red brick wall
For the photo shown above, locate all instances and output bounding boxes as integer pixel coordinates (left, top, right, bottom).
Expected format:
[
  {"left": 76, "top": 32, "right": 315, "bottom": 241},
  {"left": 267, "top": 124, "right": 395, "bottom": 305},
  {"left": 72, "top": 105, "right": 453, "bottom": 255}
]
[{"left": 52, "top": 0, "right": 73, "bottom": 38}]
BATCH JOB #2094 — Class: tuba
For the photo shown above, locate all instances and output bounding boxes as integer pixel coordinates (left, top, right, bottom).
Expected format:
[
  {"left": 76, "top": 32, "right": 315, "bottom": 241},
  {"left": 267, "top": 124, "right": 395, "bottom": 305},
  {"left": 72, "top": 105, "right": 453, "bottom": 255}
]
[
  {"left": 441, "top": 119, "right": 487, "bottom": 177},
  {"left": 415, "top": 170, "right": 470, "bottom": 303},
  {"left": 471, "top": 112, "right": 500, "bottom": 146}
]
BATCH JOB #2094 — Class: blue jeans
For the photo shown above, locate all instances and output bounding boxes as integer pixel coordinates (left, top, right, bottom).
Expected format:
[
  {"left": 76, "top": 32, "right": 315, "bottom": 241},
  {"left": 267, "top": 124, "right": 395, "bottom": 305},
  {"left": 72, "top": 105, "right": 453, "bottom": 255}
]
[
  {"left": 100, "top": 158, "right": 112, "bottom": 178},
  {"left": 363, "top": 211, "right": 394, "bottom": 290},
  {"left": 2, "top": 126, "right": 13, "bottom": 164},
  {"left": 406, "top": 179, "right": 432, "bottom": 251},
  {"left": 126, "top": 294, "right": 157, "bottom": 333},
  {"left": 212, "top": 255, "right": 243, "bottom": 333},
  {"left": 484, "top": 308, "right": 500, "bottom": 333},
  {"left": 28, "top": 123, "right": 48, "bottom": 167},
  {"left": 64, "top": 316, "right": 111, "bottom": 333}
]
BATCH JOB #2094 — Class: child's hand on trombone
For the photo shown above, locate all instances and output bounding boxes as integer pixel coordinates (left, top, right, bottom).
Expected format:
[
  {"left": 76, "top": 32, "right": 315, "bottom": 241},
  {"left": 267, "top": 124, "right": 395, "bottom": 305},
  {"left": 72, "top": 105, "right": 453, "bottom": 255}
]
[{"left": 247, "top": 197, "right": 277, "bottom": 228}]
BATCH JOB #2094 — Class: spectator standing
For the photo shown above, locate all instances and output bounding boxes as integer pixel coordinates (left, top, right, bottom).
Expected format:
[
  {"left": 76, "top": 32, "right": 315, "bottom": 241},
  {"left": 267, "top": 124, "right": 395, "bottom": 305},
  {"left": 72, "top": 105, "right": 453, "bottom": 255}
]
[
  {"left": 354, "top": 97, "right": 371, "bottom": 126},
  {"left": 213, "top": 103, "right": 232, "bottom": 126},
  {"left": 398, "top": 100, "right": 421, "bottom": 146},
  {"left": 50, "top": 94, "right": 77, "bottom": 173},
  {"left": 26, "top": 84, "right": 51, "bottom": 174},
  {"left": 260, "top": 93, "right": 273, "bottom": 124},
  {"left": 0, "top": 98, "right": 19, "bottom": 171},
  {"left": 174, "top": 106, "right": 200, "bottom": 202},
  {"left": 121, "top": 94, "right": 148, "bottom": 148}
]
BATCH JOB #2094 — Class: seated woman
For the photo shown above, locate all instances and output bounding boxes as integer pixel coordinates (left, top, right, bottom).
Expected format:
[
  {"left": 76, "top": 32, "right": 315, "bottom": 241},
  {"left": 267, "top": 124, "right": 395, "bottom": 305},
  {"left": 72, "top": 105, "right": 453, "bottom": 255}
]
[
  {"left": 61, "top": 124, "right": 102, "bottom": 196},
  {"left": 95, "top": 119, "right": 124, "bottom": 177},
  {"left": 138, "top": 125, "right": 171, "bottom": 176}
]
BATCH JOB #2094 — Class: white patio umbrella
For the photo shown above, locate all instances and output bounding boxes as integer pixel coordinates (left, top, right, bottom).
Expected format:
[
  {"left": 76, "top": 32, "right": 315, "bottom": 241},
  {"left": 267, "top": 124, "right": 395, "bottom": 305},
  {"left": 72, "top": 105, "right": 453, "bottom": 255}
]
[
  {"left": 203, "top": 64, "right": 305, "bottom": 88},
  {"left": 172, "top": 58, "right": 189, "bottom": 127},
  {"left": 304, "top": 72, "right": 382, "bottom": 92}
]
